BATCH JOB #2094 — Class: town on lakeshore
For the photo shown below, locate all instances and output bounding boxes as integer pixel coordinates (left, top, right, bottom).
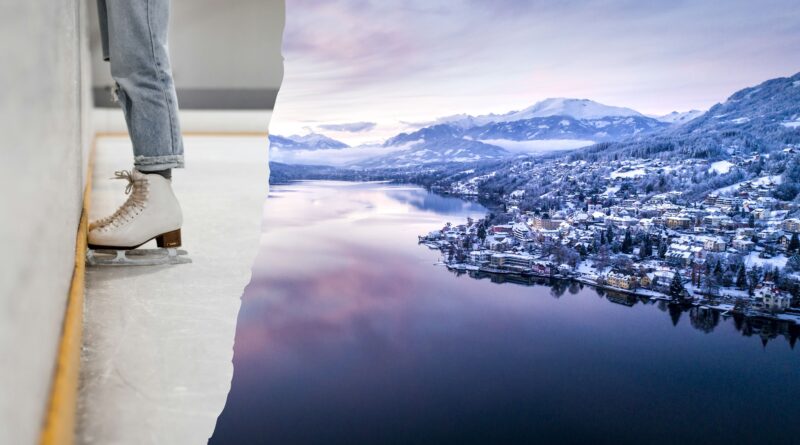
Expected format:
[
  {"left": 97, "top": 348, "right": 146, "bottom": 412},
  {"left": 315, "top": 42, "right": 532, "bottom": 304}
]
[{"left": 420, "top": 153, "right": 800, "bottom": 345}]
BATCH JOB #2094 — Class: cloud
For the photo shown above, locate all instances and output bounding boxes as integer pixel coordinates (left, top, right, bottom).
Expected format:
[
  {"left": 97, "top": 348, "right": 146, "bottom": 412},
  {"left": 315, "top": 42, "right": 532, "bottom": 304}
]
[
  {"left": 270, "top": 144, "right": 409, "bottom": 167},
  {"left": 399, "top": 120, "right": 436, "bottom": 130},
  {"left": 318, "top": 122, "right": 377, "bottom": 132},
  {"left": 271, "top": 0, "right": 800, "bottom": 153}
]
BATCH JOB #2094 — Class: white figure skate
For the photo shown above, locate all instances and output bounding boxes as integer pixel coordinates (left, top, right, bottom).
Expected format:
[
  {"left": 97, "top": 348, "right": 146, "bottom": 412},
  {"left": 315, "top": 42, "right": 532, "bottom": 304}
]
[{"left": 86, "top": 169, "right": 190, "bottom": 266}]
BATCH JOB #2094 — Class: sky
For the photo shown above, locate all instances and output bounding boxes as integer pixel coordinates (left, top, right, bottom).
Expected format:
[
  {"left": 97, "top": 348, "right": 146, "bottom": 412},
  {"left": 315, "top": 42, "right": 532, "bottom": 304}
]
[{"left": 270, "top": 0, "right": 800, "bottom": 147}]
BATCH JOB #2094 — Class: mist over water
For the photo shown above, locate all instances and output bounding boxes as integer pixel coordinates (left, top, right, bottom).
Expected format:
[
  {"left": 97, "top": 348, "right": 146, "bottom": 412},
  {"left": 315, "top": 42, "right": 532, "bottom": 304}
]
[{"left": 211, "top": 181, "right": 800, "bottom": 445}]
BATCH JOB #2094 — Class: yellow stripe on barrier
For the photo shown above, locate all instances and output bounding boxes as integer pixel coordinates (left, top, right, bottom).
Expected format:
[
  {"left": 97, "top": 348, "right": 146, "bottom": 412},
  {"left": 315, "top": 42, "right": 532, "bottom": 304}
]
[{"left": 39, "top": 141, "right": 95, "bottom": 445}]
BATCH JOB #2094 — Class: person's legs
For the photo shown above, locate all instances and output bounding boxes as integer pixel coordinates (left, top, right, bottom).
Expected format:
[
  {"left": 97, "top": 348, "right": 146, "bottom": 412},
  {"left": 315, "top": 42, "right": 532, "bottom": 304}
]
[
  {"left": 89, "top": 0, "right": 184, "bottom": 252},
  {"left": 103, "top": 0, "right": 184, "bottom": 175}
]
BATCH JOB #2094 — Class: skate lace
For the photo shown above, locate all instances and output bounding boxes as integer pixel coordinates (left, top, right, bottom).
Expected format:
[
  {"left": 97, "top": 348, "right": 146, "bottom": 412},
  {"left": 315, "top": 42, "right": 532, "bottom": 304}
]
[{"left": 94, "top": 170, "right": 150, "bottom": 230}]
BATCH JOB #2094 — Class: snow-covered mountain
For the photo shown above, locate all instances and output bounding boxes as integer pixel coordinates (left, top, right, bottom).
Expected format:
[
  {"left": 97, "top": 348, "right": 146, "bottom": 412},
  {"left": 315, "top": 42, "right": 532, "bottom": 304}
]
[
  {"left": 386, "top": 116, "right": 665, "bottom": 147},
  {"left": 355, "top": 136, "right": 509, "bottom": 168},
  {"left": 269, "top": 132, "right": 349, "bottom": 150},
  {"left": 433, "top": 98, "right": 644, "bottom": 129},
  {"left": 380, "top": 71, "right": 800, "bottom": 205},
  {"left": 683, "top": 72, "right": 800, "bottom": 135},
  {"left": 356, "top": 98, "right": 668, "bottom": 168},
  {"left": 271, "top": 71, "right": 800, "bottom": 193},
  {"left": 507, "top": 98, "right": 644, "bottom": 120},
  {"left": 463, "top": 115, "right": 666, "bottom": 141},
  {"left": 527, "top": 71, "right": 800, "bottom": 165},
  {"left": 655, "top": 110, "right": 704, "bottom": 125}
]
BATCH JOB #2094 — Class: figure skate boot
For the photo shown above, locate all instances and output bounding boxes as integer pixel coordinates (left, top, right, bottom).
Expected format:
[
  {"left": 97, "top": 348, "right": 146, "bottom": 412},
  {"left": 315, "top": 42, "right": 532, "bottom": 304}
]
[{"left": 86, "top": 169, "right": 190, "bottom": 266}]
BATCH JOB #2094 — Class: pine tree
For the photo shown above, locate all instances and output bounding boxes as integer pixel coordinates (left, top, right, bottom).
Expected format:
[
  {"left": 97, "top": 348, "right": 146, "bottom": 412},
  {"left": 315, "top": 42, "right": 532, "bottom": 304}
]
[
  {"left": 736, "top": 266, "right": 747, "bottom": 289},
  {"left": 477, "top": 225, "right": 487, "bottom": 241},
  {"left": 669, "top": 273, "right": 685, "bottom": 299},
  {"left": 640, "top": 237, "right": 651, "bottom": 259},
  {"left": 621, "top": 230, "right": 633, "bottom": 254},
  {"left": 747, "top": 267, "right": 761, "bottom": 296},
  {"left": 606, "top": 225, "right": 614, "bottom": 243},
  {"left": 789, "top": 233, "right": 799, "bottom": 253},
  {"left": 787, "top": 254, "right": 800, "bottom": 272}
]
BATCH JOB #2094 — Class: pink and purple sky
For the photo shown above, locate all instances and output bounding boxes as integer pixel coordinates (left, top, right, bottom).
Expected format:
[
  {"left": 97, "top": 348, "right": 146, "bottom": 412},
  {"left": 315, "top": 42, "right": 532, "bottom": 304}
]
[{"left": 271, "top": 0, "right": 800, "bottom": 146}]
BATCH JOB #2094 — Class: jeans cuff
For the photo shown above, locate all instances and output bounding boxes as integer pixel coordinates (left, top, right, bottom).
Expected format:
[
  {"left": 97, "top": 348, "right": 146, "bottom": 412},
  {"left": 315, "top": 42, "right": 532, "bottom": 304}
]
[{"left": 134, "top": 154, "right": 185, "bottom": 171}]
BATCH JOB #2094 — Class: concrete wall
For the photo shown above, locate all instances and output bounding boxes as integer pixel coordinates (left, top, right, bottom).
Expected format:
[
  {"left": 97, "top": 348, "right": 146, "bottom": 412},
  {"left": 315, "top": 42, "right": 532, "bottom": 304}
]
[
  {"left": 0, "top": 1, "right": 93, "bottom": 444},
  {"left": 89, "top": 0, "right": 285, "bottom": 109}
]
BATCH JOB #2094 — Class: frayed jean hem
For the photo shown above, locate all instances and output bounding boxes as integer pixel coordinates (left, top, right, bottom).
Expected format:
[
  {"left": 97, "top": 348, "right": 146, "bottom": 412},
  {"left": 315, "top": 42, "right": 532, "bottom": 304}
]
[{"left": 134, "top": 154, "right": 185, "bottom": 171}]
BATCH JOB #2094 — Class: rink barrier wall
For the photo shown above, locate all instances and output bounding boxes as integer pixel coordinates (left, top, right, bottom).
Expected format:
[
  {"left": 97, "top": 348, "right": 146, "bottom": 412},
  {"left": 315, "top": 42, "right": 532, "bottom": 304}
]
[{"left": 39, "top": 139, "right": 95, "bottom": 445}]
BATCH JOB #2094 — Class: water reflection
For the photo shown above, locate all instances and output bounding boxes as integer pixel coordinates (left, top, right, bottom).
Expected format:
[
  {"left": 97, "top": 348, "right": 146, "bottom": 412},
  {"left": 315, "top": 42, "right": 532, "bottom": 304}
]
[
  {"left": 448, "top": 266, "right": 800, "bottom": 347},
  {"left": 211, "top": 181, "right": 800, "bottom": 445},
  {"left": 384, "top": 188, "right": 486, "bottom": 214}
]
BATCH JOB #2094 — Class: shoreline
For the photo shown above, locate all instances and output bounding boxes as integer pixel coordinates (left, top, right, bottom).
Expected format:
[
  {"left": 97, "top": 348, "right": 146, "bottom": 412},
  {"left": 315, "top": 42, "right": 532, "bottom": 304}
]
[{"left": 442, "top": 261, "right": 800, "bottom": 326}]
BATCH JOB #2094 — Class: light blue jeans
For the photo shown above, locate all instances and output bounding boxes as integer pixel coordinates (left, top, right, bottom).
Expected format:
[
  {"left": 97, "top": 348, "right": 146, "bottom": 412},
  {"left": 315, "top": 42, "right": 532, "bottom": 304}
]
[{"left": 97, "top": 0, "right": 184, "bottom": 171}]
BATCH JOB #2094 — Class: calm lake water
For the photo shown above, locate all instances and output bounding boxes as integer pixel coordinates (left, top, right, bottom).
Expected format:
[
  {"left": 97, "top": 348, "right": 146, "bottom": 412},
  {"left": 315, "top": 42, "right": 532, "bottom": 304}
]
[{"left": 210, "top": 181, "right": 799, "bottom": 445}]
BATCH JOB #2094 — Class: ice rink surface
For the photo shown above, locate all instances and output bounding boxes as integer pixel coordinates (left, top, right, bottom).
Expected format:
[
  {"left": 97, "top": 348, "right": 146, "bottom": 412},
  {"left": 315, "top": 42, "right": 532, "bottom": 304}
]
[{"left": 78, "top": 134, "right": 269, "bottom": 444}]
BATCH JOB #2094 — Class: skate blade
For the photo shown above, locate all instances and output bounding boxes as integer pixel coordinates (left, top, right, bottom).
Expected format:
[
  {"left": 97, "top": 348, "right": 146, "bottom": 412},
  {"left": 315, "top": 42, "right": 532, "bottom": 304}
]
[{"left": 86, "top": 248, "right": 191, "bottom": 266}]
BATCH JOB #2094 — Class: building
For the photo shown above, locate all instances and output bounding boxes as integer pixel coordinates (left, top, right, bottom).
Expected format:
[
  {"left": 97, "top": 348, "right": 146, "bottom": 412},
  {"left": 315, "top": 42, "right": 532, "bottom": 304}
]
[
  {"left": 490, "top": 253, "right": 535, "bottom": 272},
  {"left": 703, "top": 237, "right": 727, "bottom": 252},
  {"left": 605, "top": 272, "right": 639, "bottom": 290},
  {"left": 666, "top": 215, "right": 692, "bottom": 230},
  {"left": 531, "top": 261, "right": 552, "bottom": 276},
  {"left": 783, "top": 218, "right": 800, "bottom": 234},
  {"left": 647, "top": 270, "right": 679, "bottom": 293},
  {"left": 531, "top": 216, "right": 565, "bottom": 230},
  {"left": 702, "top": 214, "right": 733, "bottom": 230},
  {"left": 732, "top": 238, "right": 755, "bottom": 252},
  {"left": 469, "top": 250, "right": 491, "bottom": 266},
  {"left": 754, "top": 287, "right": 792, "bottom": 313},
  {"left": 512, "top": 222, "right": 531, "bottom": 242},
  {"left": 491, "top": 224, "right": 514, "bottom": 235}
]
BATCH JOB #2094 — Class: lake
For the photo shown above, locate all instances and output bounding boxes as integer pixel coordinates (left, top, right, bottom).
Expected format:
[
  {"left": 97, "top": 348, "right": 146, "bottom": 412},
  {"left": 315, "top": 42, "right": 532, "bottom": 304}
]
[{"left": 210, "top": 181, "right": 799, "bottom": 445}]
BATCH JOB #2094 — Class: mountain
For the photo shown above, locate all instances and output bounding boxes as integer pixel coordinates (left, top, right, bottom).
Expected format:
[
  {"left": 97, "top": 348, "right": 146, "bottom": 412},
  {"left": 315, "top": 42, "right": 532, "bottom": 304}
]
[
  {"left": 269, "top": 132, "right": 349, "bottom": 150},
  {"left": 683, "top": 73, "right": 800, "bottom": 136},
  {"left": 383, "top": 124, "right": 464, "bottom": 147},
  {"left": 463, "top": 115, "right": 666, "bottom": 142},
  {"left": 391, "top": 115, "right": 666, "bottom": 145},
  {"left": 274, "top": 73, "right": 800, "bottom": 172},
  {"left": 272, "top": 71, "right": 800, "bottom": 207},
  {"left": 355, "top": 136, "right": 509, "bottom": 168},
  {"left": 356, "top": 98, "right": 667, "bottom": 168},
  {"left": 428, "top": 71, "right": 800, "bottom": 205},
  {"left": 655, "top": 110, "right": 704, "bottom": 125},
  {"left": 433, "top": 98, "right": 644, "bottom": 129},
  {"left": 505, "top": 98, "right": 644, "bottom": 120}
]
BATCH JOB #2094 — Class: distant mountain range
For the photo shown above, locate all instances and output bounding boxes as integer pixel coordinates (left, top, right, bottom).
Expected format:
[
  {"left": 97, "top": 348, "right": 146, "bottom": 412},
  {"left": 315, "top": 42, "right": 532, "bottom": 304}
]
[
  {"left": 271, "top": 73, "right": 800, "bottom": 170},
  {"left": 569, "top": 71, "right": 800, "bottom": 163},
  {"left": 428, "top": 97, "right": 646, "bottom": 128},
  {"left": 654, "top": 110, "right": 704, "bottom": 125},
  {"left": 356, "top": 137, "right": 509, "bottom": 168},
  {"left": 269, "top": 132, "right": 349, "bottom": 151},
  {"left": 271, "top": 97, "right": 701, "bottom": 167},
  {"left": 270, "top": 70, "right": 800, "bottom": 199},
  {"left": 433, "top": 70, "right": 800, "bottom": 206}
]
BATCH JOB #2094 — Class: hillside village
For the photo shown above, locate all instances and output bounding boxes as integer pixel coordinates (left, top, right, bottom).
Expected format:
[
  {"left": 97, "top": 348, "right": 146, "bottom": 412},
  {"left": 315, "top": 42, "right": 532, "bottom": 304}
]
[{"left": 421, "top": 149, "right": 800, "bottom": 327}]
